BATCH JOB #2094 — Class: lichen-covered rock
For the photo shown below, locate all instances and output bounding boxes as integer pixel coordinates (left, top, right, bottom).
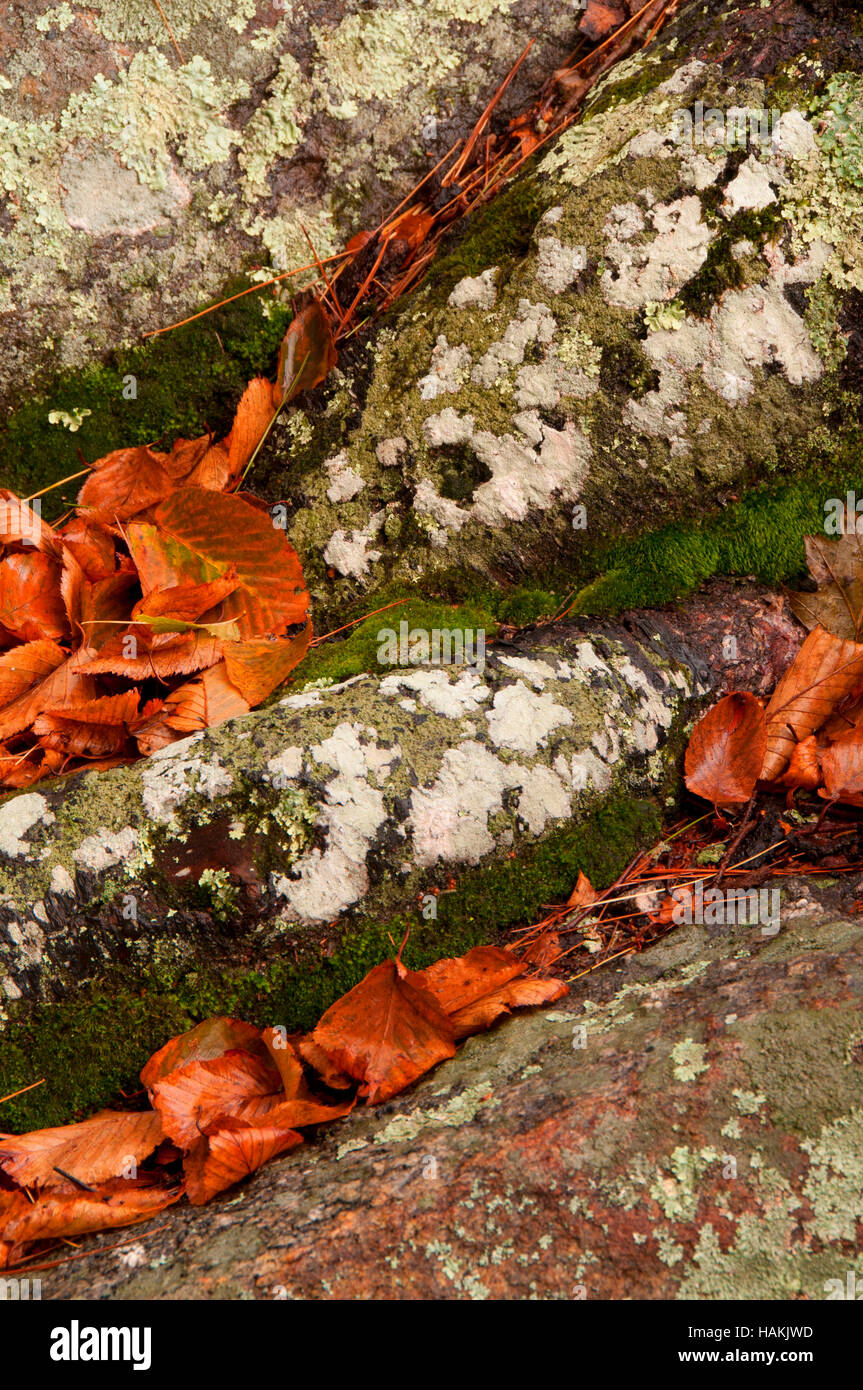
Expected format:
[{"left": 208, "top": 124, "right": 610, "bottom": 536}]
[
  {"left": 0, "top": 0, "right": 575, "bottom": 408},
  {"left": 255, "top": 46, "right": 863, "bottom": 623},
  {"left": 0, "top": 615, "right": 707, "bottom": 1009},
  {"left": 40, "top": 880, "right": 863, "bottom": 1300}
]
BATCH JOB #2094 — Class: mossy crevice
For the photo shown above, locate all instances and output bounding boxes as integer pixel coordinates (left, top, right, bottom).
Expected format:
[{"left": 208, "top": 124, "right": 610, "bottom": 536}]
[
  {"left": 0, "top": 792, "right": 660, "bottom": 1131},
  {"left": 1, "top": 276, "right": 290, "bottom": 513}
]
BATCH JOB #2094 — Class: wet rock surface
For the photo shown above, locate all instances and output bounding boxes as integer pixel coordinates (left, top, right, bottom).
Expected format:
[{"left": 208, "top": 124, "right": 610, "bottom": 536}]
[{"left": 42, "top": 880, "right": 863, "bottom": 1300}]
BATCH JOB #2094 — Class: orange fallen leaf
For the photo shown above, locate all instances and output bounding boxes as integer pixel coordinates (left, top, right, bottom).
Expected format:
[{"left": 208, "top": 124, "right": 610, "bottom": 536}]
[
  {"left": 685, "top": 691, "right": 766, "bottom": 805},
  {"left": 184, "top": 1120, "right": 303, "bottom": 1206},
  {"left": 408, "top": 945, "right": 567, "bottom": 1040},
  {"left": 0, "top": 639, "right": 66, "bottom": 710},
  {"left": 762, "top": 628, "right": 863, "bottom": 781},
  {"left": 149, "top": 1049, "right": 285, "bottom": 1149},
  {"left": 142, "top": 1017, "right": 269, "bottom": 1088},
  {"left": 821, "top": 728, "right": 863, "bottom": 805},
  {"left": 225, "top": 378, "right": 276, "bottom": 478},
  {"left": 567, "top": 870, "right": 599, "bottom": 909},
  {"left": 0, "top": 1183, "right": 181, "bottom": 1270},
  {"left": 0, "top": 647, "right": 97, "bottom": 741},
  {"left": 408, "top": 945, "right": 525, "bottom": 1016},
  {"left": 0, "top": 553, "right": 67, "bottom": 643},
  {"left": 777, "top": 734, "right": 821, "bottom": 792},
  {"left": 222, "top": 625, "right": 312, "bottom": 705},
  {"left": 33, "top": 690, "right": 140, "bottom": 758},
  {"left": 300, "top": 959, "right": 456, "bottom": 1104},
  {"left": 448, "top": 974, "right": 567, "bottom": 1040},
  {"left": 0, "top": 1110, "right": 163, "bottom": 1189},
  {"left": 274, "top": 297, "right": 337, "bottom": 406},
  {"left": 128, "top": 488, "right": 309, "bottom": 640},
  {"left": 133, "top": 662, "right": 249, "bottom": 754}
]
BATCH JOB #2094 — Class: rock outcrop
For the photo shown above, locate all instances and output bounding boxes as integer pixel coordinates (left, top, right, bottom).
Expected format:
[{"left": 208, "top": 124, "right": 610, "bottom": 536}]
[{"left": 42, "top": 880, "right": 863, "bottom": 1300}]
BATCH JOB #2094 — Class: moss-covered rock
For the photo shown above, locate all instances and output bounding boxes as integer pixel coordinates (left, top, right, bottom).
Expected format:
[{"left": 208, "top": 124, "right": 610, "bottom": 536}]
[{"left": 243, "top": 49, "right": 863, "bottom": 627}]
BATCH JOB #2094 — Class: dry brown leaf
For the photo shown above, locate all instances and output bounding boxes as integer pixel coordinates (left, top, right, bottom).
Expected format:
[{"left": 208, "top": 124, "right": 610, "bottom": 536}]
[
  {"left": 449, "top": 974, "right": 568, "bottom": 1040},
  {"left": 184, "top": 1120, "right": 303, "bottom": 1206},
  {"left": 789, "top": 515, "right": 863, "bottom": 642},
  {"left": 820, "top": 729, "right": 863, "bottom": 805},
  {"left": 133, "top": 662, "right": 249, "bottom": 754},
  {"left": 141, "top": 1017, "right": 269, "bottom": 1088},
  {"left": 0, "top": 1183, "right": 181, "bottom": 1269},
  {"left": 275, "top": 298, "right": 337, "bottom": 405},
  {"left": 776, "top": 734, "right": 821, "bottom": 791},
  {"left": 685, "top": 692, "right": 766, "bottom": 805},
  {"left": 0, "top": 1110, "right": 163, "bottom": 1189},
  {"left": 0, "top": 552, "right": 67, "bottom": 643},
  {"left": 299, "top": 959, "right": 456, "bottom": 1104},
  {"left": 0, "top": 647, "right": 98, "bottom": 741},
  {"left": 567, "top": 870, "right": 599, "bottom": 909},
  {"left": 149, "top": 1050, "right": 285, "bottom": 1149},
  {"left": 222, "top": 625, "right": 311, "bottom": 705},
  {"left": 0, "top": 639, "right": 66, "bottom": 710},
  {"left": 762, "top": 627, "right": 863, "bottom": 781}
]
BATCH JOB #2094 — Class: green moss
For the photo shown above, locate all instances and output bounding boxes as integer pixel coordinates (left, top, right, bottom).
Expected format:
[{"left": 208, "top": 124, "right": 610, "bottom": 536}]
[
  {"left": 420, "top": 173, "right": 553, "bottom": 302},
  {"left": 284, "top": 593, "right": 501, "bottom": 692},
  {"left": 0, "top": 793, "right": 659, "bottom": 1130},
  {"left": 2, "top": 279, "right": 290, "bottom": 515},
  {"left": 678, "top": 203, "right": 785, "bottom": 318}
]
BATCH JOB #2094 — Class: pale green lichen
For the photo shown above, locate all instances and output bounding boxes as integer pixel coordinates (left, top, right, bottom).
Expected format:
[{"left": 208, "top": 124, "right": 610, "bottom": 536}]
[
  {"left": 61, "top": 51, "right": 247, "bottom": 190},
  {"left": 671, "top": 1038, "right": 708, "bottom": 1082},
  {"left": 90, "top": 0, "right": 260, "bottom": 44},
  {"left": 48, "top": 407, "right": 91, "bottom": 432},
  {"left": 732, "top": 1088, "right": 767, "bottom": 1115},
  {"left": 238, "top": 54, "right": 307, "bottom": 201},
  {"left": 36, "top": 2, "right": 75, "bottom": 32},
  {"left": 645, "top": 299, "right": 686, "bottom": 332},
  {"left": 785, "top": 72, "right": 863, "bottom": 295}
]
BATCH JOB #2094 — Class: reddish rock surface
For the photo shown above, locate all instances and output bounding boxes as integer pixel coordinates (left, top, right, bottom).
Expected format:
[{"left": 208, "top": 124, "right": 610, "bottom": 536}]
[{"left": 41, "top": 878, "right": 863, "bottom": 1300}]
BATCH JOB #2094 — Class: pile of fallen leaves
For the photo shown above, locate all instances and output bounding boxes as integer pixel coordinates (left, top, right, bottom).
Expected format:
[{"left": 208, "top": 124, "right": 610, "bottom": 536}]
[
  {"left": 0, "top": 944, "right": 565, "bottom": 1269},
  {"left": 0, "top": 302, "right": 344, "bottom": 790},
  {"left": 685, "top": 512, "right": 863, "bottom": 810}
]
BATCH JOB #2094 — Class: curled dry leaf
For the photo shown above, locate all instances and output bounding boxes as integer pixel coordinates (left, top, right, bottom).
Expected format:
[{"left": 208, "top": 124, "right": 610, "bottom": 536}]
[
  {"left": 789, "top": 514, "right": 863, "bottom": 643},
  {"left": 762, "top": 627, "right": 863, "bottom": 781},
  {"left": 567, "top": 870, "right": 598, "bottom": 909},
  {"left": 149, "top": 1049, "right": 285, "bottom": 1149},
  {"left": 0, "top": 1183, "right": 181, "bottom": 1269},
  {"left": 0, "top": 553, "right": 68, "bottom": 643},
  {"left": 408, "top": 945, "right": 567, "bottom": 1041},
  {"left": 0, "top": 639, "right": 65, "bottom": 708},
  {"left": 449, "top": 975, "right": 567, "bottom": 1040},
  {"left": 820, "top": 728, "right": 863, "bottom": 805},
  {"left": 0, "top": 490, "right": 60, "bottom": 555},
  {"left": 777, "top": 734, "right": 821, "bottom": 792},
  {"left": 223, "top": 625, "right": 312, "bottom": 705},
  {"left": 275, "top": 296, "right": 338, "bottom": 406},
  {"left": 184, "top": 1120, "right": 303, "bottom": 1206},
  {"left": 132, "top": 662, "right": 250, "bottom": 755},
  {"left": 684, "top": 691, "right": 766, "bottom": 806},
  {"left": 141, "top": 1016, "right": 269, "bottom": 1088}
]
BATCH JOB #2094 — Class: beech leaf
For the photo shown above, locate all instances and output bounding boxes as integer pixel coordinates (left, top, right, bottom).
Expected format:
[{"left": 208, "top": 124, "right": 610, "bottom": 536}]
[{"left": 684, "top": 692, "right": 766, "bottom": 805}]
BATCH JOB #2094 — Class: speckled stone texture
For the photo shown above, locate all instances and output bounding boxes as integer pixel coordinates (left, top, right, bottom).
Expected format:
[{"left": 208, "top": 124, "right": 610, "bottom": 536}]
[
  {"left": 41, "top": 880, "right": 863, "bottom": 1300},
  {"left": 0, "top": 0, "right": 574, "bottom": 408}
]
